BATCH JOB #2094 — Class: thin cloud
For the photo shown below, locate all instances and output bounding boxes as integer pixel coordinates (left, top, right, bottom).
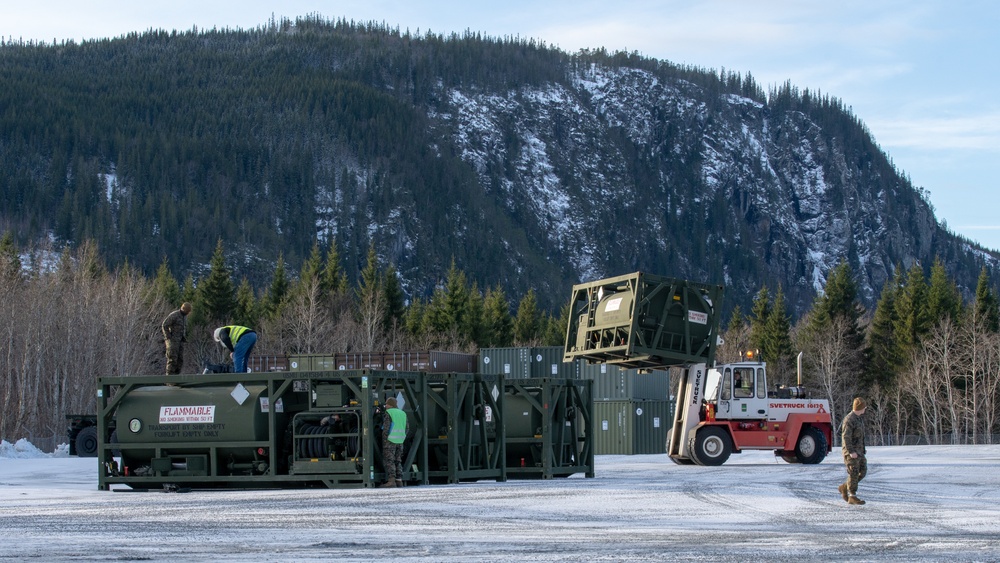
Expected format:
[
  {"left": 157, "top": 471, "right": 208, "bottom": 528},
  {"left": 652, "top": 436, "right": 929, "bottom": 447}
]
[{"left": 870, "top": 112, "right": 1000, "bottom": 152}]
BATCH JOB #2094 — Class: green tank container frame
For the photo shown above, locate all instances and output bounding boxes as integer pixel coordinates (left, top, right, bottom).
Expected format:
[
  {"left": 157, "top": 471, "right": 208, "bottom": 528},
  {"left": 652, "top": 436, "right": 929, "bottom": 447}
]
[
  {"left": 563, "top": 271, "right": 724, "bottom": 369},
  {"left": 96, "top": 370, "right": 427, "bottom": 490},
  {"left": 503, "top": 378, "right": 594, "bottom": 479},
  {"left": 423, "top": 373, "right": 506, "bottom": 484},
  {"left": 96, "top": 370, "right": 593, "bottom": 490}
]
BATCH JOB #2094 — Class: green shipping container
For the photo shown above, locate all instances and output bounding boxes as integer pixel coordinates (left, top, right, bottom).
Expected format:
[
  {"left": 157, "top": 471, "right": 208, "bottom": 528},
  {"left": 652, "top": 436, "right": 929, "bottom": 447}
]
[
  {"left": 593, "top": 400, "right": 672, "bottom": 455},
  {"left": 480, "top": 347, "right": 576, "bottom": 379},
  {"left": 577, "top": 361, "right": 671, "bottom": 400}
]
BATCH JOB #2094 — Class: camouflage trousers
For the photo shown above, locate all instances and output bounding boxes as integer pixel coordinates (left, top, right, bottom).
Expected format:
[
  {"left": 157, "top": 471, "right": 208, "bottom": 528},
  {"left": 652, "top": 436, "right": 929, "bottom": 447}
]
[
  {"left": 165, "top": 340, "right": 184, "bottom": 375},
  {"left": 383, "top": 441, "right": 404, "bottom": 481},
  {"left": 843, "top": 454, "right": 867, "bottom": 495}
]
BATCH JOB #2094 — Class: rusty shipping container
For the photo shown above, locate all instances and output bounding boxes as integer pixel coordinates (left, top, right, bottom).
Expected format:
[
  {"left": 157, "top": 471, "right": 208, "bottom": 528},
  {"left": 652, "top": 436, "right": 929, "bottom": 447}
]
[
  {"left": 246, "top": 355, "right": 290, "bottom": 373},
  {"left": 384, "top": 351, "right": 478, "bottom": 373}
]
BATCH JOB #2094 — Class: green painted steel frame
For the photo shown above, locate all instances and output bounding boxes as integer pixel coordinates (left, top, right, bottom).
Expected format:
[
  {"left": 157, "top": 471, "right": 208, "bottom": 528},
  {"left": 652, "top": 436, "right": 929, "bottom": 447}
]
[
  {"left": 563, "top": 272, "right": 724, "bottom": 370},
  {"left": 503, "top": 378, "right": 595, "bottom": 480},
  {"left": 96, "top": 370, "right": 426, "bottom": 490},
  {"left": 423, "top": 373, "right": 506, "bottom": 484}
]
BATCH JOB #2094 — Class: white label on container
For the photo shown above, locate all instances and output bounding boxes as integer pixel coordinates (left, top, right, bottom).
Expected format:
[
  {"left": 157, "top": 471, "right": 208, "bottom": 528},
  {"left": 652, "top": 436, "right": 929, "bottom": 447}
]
[
  {"left": 635, "top": 407, "right": 643, "bottom": 416},
  {"left": 159, "top": 405, "right": 215, "bottom": 424},
  {"left": 605, "top": 297, "right": 623, "bottom": 312},
  {"left": 688, "top": 310, "right": 708, "bottom": 325},
  {"left": 602, "top": 420, "right": 609, "bottom": 431},
  {"left": 654, "top": 417, "right": 661, "bottom": 428},
  {"left": 260, "top": 396, "right": 269, "bottom": 412},
  {"left": 551, "top": 364, "right": 558, "bottom": 375}
]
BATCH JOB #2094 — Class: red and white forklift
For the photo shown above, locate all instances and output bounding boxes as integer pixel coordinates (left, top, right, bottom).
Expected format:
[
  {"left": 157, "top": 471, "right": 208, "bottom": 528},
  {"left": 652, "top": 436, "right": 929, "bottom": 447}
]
[
  {"left": 667, "top": 351, "right": 832, "bottom": 466},
  {"left": 563, "top": 271, "right": 833, "bottom": 467}
]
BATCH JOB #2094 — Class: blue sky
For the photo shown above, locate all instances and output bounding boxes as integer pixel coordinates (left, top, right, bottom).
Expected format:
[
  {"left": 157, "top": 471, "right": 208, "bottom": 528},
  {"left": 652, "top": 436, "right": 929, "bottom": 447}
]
[{"left": 5, "top": 1, "right": 999, "bottom": 250}]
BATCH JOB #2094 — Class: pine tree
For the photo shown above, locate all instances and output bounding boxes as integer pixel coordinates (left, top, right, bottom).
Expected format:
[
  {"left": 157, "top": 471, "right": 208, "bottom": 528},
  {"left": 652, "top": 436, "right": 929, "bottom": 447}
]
[
  {"left": 180, "top": 273, "right": 200, "bottom": 324},
  {"left": 405, "top": 296, "right": 428, "bottom": 337},
  {"left": 894, "top": 262, "right": 931, "bottom": 357},
  {"left": 762, "top": 285, "right": 793, "bottom": 370},
  {"left": 301, "top": 242, "right": 324, "bottom": 290},
  {"left": 805, "top": 260, "right": 866, "bottom": 370},
  {"left": 322, "top": 242, "right": 349, "bottom": 296},
  {"left": 427, "top": 259, "right": 471, "bottom": 338},
  {"left": 356, "top": 244, "right": 387, "bottom": 347},
  {"left": 810, "top": 260, "right": 863, "bottom": 334},
  {"left": 383, "top": 263, "right": 406, "bottom": 330},
  {"left": 542, "top": 302, "right": 571, "bottom": 347},
  {"left": 0, "top": 231, "right": 22, "bottom": 283},
  {"left": 867, "top": 270, "right": 903, "bottom": 386},
  {"left": 748, "top": 286, "right": 771, "bottom": 354},
  {"left": 482, "top": 285, "right": 514, "bottom": 347},
  {"left": 233, "top": 278, "right": 258, "bottom": 327},
  {"left": 719, "top": 305, "right": 751, "bottom": 363},
  {"left": 463, "top": 282, "right": 485, "bottom": 345},
  {"left": 152, "top": 257, "right": 181, "bottom": 308},
  {"left": 197, "top": 239, "right": 236, "bottom": 325},
  {"left": 513, "top": 289, "right": 542, "bottom": 344},
  {"left": 972, "top": 267, "right": 1000, "bottom": 333},
  {"left": 262, "top": 253, "right": 290, "bottom": 320},
  {"left": 357, "top": 244, "right": 382, "bottom": 305},
  {"left": 927, "top": 257, "right": 963, "bottom": 325}
]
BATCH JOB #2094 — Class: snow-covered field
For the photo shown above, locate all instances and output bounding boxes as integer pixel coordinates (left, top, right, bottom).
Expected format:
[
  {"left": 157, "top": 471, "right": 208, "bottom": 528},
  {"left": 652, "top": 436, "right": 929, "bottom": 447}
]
[{"left": 2, "top": 440, "right": 999, "bottom": 562}]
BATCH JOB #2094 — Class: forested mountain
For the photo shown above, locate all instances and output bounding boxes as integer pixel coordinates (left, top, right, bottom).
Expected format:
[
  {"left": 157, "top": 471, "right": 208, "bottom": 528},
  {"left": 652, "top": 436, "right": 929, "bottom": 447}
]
[{"left": 1, "top": 16, "right": 996, "bottom": 316}]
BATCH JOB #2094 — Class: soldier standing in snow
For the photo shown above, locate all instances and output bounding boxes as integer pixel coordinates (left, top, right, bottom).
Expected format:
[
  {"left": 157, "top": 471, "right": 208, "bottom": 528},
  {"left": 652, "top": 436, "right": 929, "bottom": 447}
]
[{"left": 839, "top": 397, "right": 867, "bottom": 505}]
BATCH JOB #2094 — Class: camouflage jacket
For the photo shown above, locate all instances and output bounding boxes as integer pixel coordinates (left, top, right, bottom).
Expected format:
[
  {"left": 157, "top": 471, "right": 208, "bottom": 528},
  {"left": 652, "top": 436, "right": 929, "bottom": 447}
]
[
  {"left": 162, "top": 309, "right": 187, "bottom": 342},
  {"left": 840, "top": 411, "right": 866, "bottom": 457}
]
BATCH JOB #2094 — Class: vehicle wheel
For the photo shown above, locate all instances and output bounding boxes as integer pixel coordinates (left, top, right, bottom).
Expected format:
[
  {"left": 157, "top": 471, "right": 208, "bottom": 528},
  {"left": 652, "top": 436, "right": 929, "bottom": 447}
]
[
  {"left": 794, "top": 426, "right": 828, "bottom": 464},
  {"left": 75, "top": 426, "right": 98, "bottom": 457},
  {"left": 691, "top": 426, "right": 732, "bottom": 466},
  {"left": 780, "top": 453, "right": 800, "bottom": 464}
]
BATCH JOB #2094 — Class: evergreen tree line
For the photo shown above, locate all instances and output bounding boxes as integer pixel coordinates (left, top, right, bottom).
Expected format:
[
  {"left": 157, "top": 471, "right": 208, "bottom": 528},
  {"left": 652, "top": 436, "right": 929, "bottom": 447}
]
[
  {"left": 3, "top": 230, "right": 999, "bottom": 450},
  {"left": 0, "top": 234, "right": 565, "bottom": 450},
  {"left": 719, "top": 260, "right": 1000, "bottom": 446}
]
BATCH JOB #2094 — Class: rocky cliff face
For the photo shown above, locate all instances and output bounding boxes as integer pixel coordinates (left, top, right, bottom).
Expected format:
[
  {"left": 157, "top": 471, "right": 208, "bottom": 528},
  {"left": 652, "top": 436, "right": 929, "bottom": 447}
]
[
  {"left": 3, "top": 25, "right": 993, "bottom": 317},
  {"left": 422, "top": 62, "right": 989, "bottom": 315}
]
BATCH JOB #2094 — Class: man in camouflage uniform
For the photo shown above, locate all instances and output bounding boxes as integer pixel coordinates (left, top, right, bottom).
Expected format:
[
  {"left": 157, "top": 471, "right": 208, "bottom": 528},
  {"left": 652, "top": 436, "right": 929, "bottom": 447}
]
[
  {"left": 161, "top": 303, "right": 192, "bottom": 375},
  {"left": 839, "top": 397, "right": 867, "bottom": 505}
]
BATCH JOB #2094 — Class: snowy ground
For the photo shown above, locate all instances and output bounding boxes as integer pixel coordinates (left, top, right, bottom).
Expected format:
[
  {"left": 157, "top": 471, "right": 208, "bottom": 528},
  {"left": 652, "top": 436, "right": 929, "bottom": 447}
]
[{"left": 1, "top": 440, "right": 999, "bottom": 562}]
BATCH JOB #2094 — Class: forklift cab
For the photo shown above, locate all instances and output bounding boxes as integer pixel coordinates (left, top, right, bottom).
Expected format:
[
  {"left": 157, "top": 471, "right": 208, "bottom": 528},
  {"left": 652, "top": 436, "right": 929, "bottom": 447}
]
[{"left": 706, "top": 362, "right": 769, "bottom": 420}]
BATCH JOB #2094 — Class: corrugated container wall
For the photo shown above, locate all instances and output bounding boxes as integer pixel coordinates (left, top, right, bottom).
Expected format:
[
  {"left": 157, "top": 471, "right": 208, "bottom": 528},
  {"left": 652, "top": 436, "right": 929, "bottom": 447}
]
[
  {"left": 246, "top": 355, "right": 289, "bottom": 373},
  {"left": 479, "top": 347, "right": 576, "bottom": 379},
  {"left": 384, "top": 351, "right": 478, "bottom": 373},
  {"left": 334, "top": 353, "right": 383, "bottom": 370},
  {"left": 287, "top": 354, "right": 336, "bottom": 372},
  {"left": 578, "top": 363, "right": 671, "bottom": 400},
  {"left": 593, "top": 400, "right": 673, "bottom": 455}
]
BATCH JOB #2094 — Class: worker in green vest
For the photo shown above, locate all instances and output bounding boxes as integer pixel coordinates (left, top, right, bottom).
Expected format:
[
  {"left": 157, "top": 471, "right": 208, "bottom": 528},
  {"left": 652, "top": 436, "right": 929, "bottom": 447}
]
[{"left": 380, "top": 397, "right": 407, "bottom": 488}]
